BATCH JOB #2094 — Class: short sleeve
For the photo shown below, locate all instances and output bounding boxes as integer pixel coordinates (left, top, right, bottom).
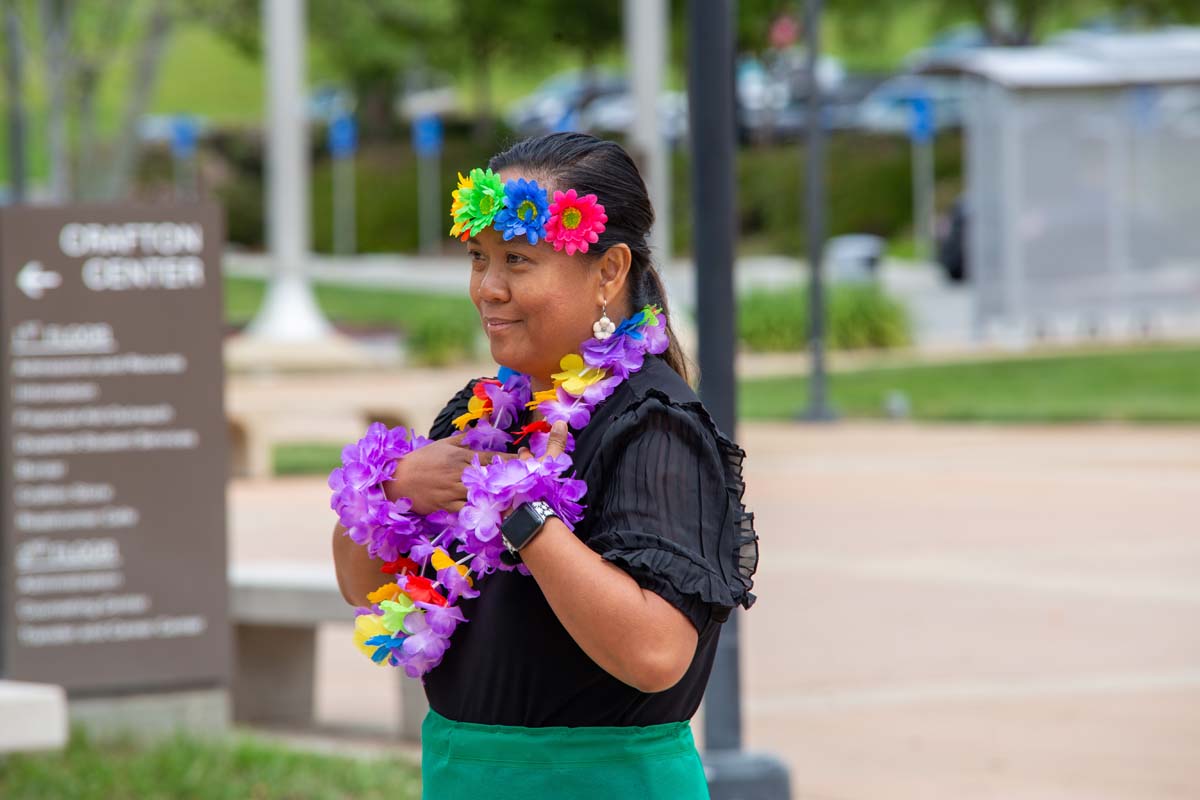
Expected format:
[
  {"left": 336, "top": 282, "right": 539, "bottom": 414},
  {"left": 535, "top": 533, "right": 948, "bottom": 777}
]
[
  {"left": 428, "top": 380, "right": 481, "bottom": 441},
  {"left": 583, "top": 393, "right": 758, "bottom": 634}
]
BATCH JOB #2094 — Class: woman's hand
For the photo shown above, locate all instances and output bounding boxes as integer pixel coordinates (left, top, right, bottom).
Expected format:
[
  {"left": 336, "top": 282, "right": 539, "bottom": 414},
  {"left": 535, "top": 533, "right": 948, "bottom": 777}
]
[
  {"left": 383, "top": 432, "right": 514, "bottom": 515},
  {"left": 516, "top": 419, "right": 568, "bottom": 462}
]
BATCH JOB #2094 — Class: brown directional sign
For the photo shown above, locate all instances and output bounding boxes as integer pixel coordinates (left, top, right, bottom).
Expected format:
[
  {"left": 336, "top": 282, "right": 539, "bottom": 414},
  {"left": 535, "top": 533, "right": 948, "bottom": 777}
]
[{"left": 0, "top": 203, "right": 230, "bottom": 694}]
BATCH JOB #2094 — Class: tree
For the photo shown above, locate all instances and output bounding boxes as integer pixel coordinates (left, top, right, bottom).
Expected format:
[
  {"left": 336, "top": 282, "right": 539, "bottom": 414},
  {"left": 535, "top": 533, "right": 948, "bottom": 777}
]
[{"left": 727, "top": 0, "right": 1200, "bottom": 55}]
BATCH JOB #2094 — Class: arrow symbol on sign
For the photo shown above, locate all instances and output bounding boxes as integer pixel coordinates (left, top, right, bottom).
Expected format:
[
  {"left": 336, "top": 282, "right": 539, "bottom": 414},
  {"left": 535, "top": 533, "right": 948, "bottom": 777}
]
[{"left": 17, "top": 261, "right": 62, "bottom": 300}]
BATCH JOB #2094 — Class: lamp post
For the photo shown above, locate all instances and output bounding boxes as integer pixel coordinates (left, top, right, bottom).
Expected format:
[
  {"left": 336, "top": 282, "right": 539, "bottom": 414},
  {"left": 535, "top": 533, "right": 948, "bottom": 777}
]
[
  {"left": 247, "top": 0, "right": 332, "bottom": 342},
  {"left": 801, "top": 0, "right": 836, "bottom": 422},
  {"left": 688, "top": 2, "right": 791, "bottom": 797}
]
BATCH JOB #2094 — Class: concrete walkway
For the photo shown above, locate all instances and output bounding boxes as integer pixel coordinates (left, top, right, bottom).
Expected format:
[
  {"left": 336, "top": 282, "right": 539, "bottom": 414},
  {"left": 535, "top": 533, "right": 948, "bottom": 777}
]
[{"left": 229, "top": 421, "right": 1200, "bottom": 799}]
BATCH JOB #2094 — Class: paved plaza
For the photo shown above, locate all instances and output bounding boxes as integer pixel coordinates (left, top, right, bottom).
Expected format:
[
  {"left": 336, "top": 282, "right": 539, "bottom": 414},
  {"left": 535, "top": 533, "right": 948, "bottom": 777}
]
[{"left": 229, "top": 415, "right": 1200, "bottom": 799}]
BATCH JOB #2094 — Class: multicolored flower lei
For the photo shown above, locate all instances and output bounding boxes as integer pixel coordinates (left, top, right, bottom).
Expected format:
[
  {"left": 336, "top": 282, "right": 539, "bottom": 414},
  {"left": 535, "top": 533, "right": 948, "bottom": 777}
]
[
  {"left": 330, "top": 305, "right": 670, "bottom": 679},
  {"left": 449, "top": 168, "right": 607, "bottom": 254}
]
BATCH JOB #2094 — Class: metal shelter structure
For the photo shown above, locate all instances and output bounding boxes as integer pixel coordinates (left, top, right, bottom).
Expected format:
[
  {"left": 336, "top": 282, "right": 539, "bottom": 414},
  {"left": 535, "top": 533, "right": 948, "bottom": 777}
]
[{"left": 924, "top": 29, "right": 1200, "bottom": 340}]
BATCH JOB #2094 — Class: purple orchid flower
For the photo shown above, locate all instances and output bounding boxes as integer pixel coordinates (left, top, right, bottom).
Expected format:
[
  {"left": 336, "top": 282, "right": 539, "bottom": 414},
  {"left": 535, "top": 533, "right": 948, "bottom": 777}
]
[
  {"left": 482, "top": 380, "right": 523, "bottom": 431},
  {"left": 458, "top": 497, "right": 503, "bottom": 543},
  {"left": 437, "top": 565, "right": 480, "bottom": 605},
  {"left": 461, "top": 416, "right": 512, "bottom": 451},
  {"left": 541, "top": 386, "right": 592, "bottom": 428},
  {"left": 417, "top": 600, "right": 467, "bottom": 637}
]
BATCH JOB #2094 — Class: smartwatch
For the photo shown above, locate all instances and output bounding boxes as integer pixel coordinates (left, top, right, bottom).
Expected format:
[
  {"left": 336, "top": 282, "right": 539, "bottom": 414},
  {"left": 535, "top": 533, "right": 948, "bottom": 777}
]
[{"left": 500, "top": 500, "right": 557, "bottom": 556}]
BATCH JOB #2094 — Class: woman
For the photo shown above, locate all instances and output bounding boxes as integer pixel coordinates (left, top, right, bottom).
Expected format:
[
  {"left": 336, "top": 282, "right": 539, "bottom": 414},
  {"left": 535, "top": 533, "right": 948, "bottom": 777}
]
[{"left": 332, "top": 132, "right": 757, "bottom": 799}]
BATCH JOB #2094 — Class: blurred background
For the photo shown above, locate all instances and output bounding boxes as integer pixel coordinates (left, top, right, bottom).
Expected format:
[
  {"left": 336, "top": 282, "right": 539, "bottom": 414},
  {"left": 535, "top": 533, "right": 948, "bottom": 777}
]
[{"left": 1, "top": 1, "right": 1199, "bottom": 798}]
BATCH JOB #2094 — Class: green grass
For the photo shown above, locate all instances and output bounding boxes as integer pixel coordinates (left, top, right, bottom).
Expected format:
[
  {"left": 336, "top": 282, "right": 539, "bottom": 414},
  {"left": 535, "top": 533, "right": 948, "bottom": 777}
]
[
  {"left": 740, "top": 346, "right": 1200, "bottom": 423},
  {"left": 275, "top": 443, "right": 345, "bottom": 477},
  {"left": 0, "top": 727, "right": 419, "bottom": 800},
  {"left": 271, "top": 347, "right": 1200, "bottom": 480}
]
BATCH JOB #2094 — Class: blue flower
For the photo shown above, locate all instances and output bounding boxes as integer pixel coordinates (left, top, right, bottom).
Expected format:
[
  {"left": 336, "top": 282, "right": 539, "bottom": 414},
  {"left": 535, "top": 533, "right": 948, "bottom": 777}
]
[
  {"left": 494, "top": 178, "right": 550, "bottom": 245},
  {"left": 365, "top": 632, "right": 407, "bottom": 664}
]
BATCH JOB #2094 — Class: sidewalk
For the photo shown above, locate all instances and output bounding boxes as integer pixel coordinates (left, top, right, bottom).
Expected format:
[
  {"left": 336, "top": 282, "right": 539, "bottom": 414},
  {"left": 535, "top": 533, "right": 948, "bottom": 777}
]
[{"left": 229, "top": 419, "right": 1200, "bottom": 799}]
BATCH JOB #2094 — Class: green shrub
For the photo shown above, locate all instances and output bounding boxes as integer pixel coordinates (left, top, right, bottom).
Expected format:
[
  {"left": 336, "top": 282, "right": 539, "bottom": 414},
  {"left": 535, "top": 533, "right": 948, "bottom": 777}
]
[
  {"left": 674, "top": 131, "right": 963, "bottom": 256},
  {"left": 738, "top": 283, "right": 911, "bottom": 352},
  {"left": 406, "top": 312, "right": 479, "bottom": 366},
  {"left": 222, "top": 277, "right": 480, "bottom": 364}
]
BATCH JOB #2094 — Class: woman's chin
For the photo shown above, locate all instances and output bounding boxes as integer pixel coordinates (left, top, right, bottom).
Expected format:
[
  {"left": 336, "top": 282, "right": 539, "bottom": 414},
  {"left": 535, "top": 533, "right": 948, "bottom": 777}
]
[{"left": 488, "top": 342, "right": 525, "bottom": 372}]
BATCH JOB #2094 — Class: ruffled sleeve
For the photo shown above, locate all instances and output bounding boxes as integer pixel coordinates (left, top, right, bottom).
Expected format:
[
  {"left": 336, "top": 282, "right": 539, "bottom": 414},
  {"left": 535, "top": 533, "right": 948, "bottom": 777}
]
[{"left": 581, "top": 390, "right": 758, "bottom": 634}]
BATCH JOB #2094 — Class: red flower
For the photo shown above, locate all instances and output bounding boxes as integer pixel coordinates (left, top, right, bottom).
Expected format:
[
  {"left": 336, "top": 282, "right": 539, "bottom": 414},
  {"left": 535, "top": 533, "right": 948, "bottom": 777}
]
[
  {"left": 381, "top": 556, "right": 419, "bottom": 576},
  {"left": 401, "top": 575, "right": 448, "bottom": 607},
  {"left": 513, "top": 420, "right": 551, "bottom": 446}
]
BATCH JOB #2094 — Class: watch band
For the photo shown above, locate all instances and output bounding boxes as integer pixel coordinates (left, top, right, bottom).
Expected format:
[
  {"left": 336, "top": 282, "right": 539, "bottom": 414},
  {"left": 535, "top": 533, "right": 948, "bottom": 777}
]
[{"left": 500, "top": 499, "right": 557, "bottom": 555}]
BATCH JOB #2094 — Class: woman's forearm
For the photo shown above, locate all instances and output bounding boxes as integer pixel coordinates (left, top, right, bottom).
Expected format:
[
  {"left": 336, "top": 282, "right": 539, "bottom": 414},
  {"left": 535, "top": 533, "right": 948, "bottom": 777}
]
[
  {"left": 332, "top": 524, "right": 388, "bottom": 607},
  {"left": 518, "top": 518, "right": 698, "bottom": 693}
]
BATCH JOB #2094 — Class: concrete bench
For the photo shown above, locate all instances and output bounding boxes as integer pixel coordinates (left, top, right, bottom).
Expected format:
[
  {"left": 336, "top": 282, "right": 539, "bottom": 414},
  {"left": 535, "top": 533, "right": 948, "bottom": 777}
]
[
  {"left": 0, "top": 680, "right": 68, "bottom": 753},
  {"left": 228, "top": 561, "right": 427, "bottom": 740},
  {"left": 226, "top": 411, "right": 391, "bottom": 480}
]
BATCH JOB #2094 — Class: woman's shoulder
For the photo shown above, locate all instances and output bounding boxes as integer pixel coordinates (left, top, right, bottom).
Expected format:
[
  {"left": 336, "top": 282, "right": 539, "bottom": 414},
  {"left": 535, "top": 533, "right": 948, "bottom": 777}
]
[
  {"left": 578, "top": 355, "right": 740, "bottom": 482},
  {"left": 623, "top": 354, "right": 699, "bottom": 406},
  {"left": 592, "top": 356, "right": 733, "bottom": 451}
]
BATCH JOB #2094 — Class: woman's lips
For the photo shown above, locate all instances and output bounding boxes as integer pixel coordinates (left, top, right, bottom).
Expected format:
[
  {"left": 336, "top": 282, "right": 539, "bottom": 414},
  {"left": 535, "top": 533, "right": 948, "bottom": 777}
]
[{"left": 483, "top": 317, "right": 520, "bottom": 334}]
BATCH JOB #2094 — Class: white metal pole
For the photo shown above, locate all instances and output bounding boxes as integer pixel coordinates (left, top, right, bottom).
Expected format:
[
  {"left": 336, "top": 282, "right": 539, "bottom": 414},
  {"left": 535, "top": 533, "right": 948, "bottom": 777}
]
[
  {"left": 624, "top": 0, "right": 671, "bottom": 268},
  {"left": 247, "top": 0, "right": 332, "bottom": 341}
]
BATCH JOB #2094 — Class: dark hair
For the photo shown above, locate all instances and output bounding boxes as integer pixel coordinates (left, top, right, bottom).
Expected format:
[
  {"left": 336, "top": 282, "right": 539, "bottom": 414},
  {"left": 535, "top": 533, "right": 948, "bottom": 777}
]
[{"left": 489, "top": 132, "right": 690, "bottom": 383}]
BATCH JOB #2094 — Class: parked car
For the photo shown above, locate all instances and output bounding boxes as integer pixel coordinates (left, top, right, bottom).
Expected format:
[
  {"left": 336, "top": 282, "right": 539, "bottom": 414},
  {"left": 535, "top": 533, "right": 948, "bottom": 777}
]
[
  {"left": 854, "top": 74, "right": 966, "bottom": 134},
  {"left": 577, "top": 89, "right": 689, "bottom": 144},
  {"left": 736, "top": 51, "right": 869, "bottom": 142},
  {"left": 505, "top": 71, "right": 627, "bottom": 137}
]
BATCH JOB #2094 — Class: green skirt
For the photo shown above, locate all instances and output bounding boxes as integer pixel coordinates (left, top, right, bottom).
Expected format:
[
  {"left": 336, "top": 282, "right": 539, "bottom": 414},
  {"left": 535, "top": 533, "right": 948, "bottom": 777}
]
[{"left": 420, "top": 709, "right": 709, "bottom": 799}]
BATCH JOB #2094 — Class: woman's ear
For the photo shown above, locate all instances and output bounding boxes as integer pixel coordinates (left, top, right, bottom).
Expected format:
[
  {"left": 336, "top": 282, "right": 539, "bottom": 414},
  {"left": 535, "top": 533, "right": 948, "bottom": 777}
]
[{"left": 597, "top": 243, "right": 633, "bottom": 306}]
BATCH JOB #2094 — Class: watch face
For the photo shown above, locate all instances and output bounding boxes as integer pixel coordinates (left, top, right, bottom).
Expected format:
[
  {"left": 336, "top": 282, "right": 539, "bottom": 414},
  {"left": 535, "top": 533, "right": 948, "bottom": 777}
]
[{"left": 502, "top": 502, "right": 543, "bottom": 550}]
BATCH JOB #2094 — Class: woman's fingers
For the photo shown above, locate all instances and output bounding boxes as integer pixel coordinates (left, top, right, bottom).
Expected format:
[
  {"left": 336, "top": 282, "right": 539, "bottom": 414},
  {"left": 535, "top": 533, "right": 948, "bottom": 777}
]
[
  {"left": 518, "top": 447, "right": 533, "bottom": 461},
  {"left": 473, "top": 450, "right": 520, "bottom": 462},
  {"left": 545, "top": 421, "right": 568, "bottom": 458}
]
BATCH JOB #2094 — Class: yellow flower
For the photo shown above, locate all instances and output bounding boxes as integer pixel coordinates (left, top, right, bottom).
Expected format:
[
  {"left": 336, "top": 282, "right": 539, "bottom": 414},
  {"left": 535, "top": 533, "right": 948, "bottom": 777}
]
[
  {"left": 431, "top": 548, "right": 474, "bottom": 586},
  {"left": 367, "top": 582, "right": 401, "bottom": 604},
  {"left": 551, "top": 353, "right": 608, "bottom": 397},
  {"left": 452, "top": 394, "right": 488, "bottom": 430},
  {"left": 449, "top": 172, "right": 474, "bottom": 239},
  {"left": 525, "top": 388, "right": 557, "bottom": 409},
  {"left": 353, "top": 614, "right": 390, "bottom": 663}
]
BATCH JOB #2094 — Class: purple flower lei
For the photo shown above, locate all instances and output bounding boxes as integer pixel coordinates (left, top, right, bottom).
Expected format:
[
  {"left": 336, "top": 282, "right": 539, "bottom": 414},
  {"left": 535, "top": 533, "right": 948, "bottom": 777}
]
[{"left": 331, "top": 305, "right": 669, "bottom": 678}]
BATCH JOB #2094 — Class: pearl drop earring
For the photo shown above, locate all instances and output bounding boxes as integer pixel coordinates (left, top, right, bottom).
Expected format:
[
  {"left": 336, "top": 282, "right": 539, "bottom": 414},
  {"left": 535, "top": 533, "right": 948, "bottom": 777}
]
[{"left": 592, "top": 300, "right": 616, "bottom": 340}]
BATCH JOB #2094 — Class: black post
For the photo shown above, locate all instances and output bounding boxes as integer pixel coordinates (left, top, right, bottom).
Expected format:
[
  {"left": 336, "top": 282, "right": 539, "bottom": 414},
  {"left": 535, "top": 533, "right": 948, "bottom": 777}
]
[
  {"left": 4, "top": 5, "right": 28, "bottom": 202},
  {"left": 689, "top": 0, "right": 739, "bottom": 754},
  {"left": 801, "top": 0, "right": 836, "bottom": 421},
  {"left": 688, "top": 2, "right": 791, "bottom": 797}
]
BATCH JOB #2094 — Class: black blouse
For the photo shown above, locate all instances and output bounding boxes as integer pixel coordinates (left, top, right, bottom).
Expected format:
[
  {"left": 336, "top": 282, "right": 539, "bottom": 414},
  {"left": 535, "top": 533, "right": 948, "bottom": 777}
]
[{"left": 421, "top": 355, "right": 758, "bottom": 727}]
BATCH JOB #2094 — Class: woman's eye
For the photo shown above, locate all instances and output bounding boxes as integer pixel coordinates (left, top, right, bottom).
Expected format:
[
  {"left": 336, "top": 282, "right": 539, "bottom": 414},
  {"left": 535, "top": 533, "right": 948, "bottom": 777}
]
[
  {"left": 505, "top": 252, "right": 527, "bottom": 265},
  {"left": 468, "top": 251, "right": 485, "bottom": 267}
]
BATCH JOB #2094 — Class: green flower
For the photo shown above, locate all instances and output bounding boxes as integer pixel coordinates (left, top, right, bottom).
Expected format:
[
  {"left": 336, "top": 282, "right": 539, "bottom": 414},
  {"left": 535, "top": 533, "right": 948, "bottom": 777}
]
[
  {"left": 452, "top": 167, "right": 506, "bottom": 237},
  {"left": 379, "top": 596, "right": 415, "bottom": 633}
]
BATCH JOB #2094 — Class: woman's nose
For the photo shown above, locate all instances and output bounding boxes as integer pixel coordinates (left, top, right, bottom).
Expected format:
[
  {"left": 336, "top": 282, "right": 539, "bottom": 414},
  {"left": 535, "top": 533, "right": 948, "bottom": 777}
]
[{"left": 476, "top": 265, "right": 510, "bottom": 303}]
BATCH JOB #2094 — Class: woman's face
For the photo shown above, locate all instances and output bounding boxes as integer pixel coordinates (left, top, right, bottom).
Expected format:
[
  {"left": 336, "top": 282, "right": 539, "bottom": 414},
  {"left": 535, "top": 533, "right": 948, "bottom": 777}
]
[{"left": 464, "top": 172, "right": 604, "bottom": 386}]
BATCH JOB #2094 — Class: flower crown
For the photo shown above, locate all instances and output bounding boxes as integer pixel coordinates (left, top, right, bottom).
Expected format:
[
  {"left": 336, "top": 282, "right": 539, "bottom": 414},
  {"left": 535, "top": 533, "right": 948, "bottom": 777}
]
[{"left": 449, "top": 167, "right": 608, "bottom": 256}]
